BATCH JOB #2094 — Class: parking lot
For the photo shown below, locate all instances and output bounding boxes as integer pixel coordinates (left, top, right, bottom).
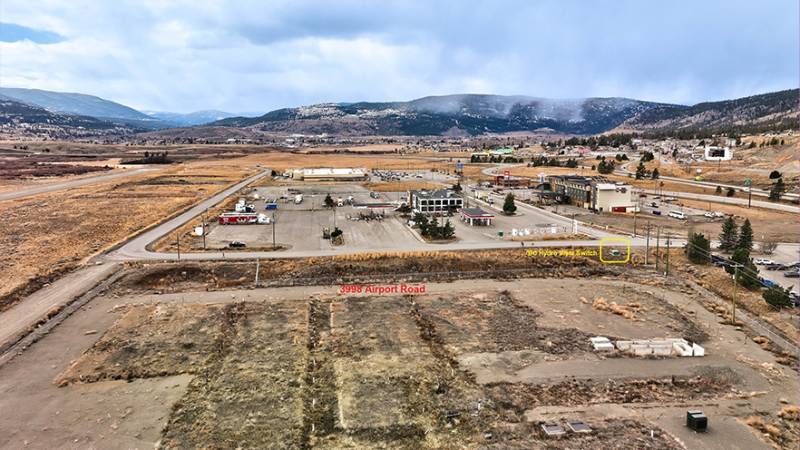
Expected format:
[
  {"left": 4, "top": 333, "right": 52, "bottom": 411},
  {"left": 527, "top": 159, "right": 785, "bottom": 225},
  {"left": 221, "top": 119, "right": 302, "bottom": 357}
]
[{"left": 205, "top": 184, "right": 420, "bottom": 251}]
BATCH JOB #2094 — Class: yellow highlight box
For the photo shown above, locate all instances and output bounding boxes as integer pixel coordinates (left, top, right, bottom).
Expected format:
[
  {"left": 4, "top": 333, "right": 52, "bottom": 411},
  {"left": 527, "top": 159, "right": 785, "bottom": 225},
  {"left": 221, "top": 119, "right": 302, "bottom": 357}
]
[{"left": 599, "top": 237, "right": 631, "bottom": 264}]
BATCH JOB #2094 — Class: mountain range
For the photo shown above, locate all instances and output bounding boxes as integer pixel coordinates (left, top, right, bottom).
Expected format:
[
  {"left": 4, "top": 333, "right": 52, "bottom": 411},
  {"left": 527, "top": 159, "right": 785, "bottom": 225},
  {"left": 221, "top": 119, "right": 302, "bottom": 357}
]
[
  {"left": 0, "top": 87, "right": 797, "bottom": 138},
  {"left": 143, "top": 110, "right": 237, "bottom": 127},
  {"left": 0, "top": 88, "right": 235, "bottom": 129}
]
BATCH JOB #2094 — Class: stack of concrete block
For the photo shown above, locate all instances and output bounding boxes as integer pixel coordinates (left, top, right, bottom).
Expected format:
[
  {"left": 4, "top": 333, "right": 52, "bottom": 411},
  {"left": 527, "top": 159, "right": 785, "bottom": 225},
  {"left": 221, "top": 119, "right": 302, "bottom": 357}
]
[
  {"left": 614, "top": 338, "right": 705, "bottom": 357},
  {"left": 589, "top": 336, "right": 615, "bottom": 352},
  {"left": 672, "top": 340, "right": 693, "bottom": 356}
]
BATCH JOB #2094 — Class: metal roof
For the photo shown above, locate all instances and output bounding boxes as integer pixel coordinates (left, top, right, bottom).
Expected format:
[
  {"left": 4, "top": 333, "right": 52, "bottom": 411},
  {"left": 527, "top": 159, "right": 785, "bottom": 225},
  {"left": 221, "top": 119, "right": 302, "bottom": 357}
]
[{"left": 461, "top": 208, "right": 494, "bottom": 218}]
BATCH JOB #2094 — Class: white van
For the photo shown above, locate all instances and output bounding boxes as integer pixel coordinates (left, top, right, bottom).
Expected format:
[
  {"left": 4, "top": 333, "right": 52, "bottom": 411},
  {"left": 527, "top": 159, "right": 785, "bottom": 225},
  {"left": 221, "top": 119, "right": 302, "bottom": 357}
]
[{"left": 668, "top": 210, "right": 686, "bottom": 220}]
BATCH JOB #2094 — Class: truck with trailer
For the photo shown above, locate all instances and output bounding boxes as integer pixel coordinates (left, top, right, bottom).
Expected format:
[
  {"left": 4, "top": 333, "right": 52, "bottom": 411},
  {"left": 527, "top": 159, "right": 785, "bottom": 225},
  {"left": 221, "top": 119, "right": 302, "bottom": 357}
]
[{"left": 218, "top": 212, "right": 258, "bottom": 225}]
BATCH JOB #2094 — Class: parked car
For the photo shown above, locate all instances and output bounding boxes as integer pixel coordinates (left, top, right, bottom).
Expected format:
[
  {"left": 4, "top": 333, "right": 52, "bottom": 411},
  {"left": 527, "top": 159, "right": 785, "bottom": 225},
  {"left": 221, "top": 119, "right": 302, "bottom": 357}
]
[
  {"left": 228, "top": 241, "right": 246, "bottom": 248},
  {"left": 765, "top": 263, "right": 784, "bottom": 271},
  {"left": 760, "top": 278, "right": 778, "bottom": 288},
  {"left": 703, "top": 212, "right": 715, "bottom": 218},
  {"left": 754, "top": 258, "right": 775, "bottom": 265},
  {"left": 784, "top": 270, "right": 800, "bottom": 278},
  {"left": 711, "top": 255, "right": 729, "bottom": 268},
  {"left": 652, "top": 210, "right": 662, "bottom": 216}
]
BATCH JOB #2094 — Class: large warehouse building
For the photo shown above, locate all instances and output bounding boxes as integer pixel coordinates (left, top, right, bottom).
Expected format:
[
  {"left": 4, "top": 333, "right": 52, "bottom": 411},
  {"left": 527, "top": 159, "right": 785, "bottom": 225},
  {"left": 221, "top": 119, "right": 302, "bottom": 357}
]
[{"left": 291, "top": 168, "right": 368, "bottom": 181}]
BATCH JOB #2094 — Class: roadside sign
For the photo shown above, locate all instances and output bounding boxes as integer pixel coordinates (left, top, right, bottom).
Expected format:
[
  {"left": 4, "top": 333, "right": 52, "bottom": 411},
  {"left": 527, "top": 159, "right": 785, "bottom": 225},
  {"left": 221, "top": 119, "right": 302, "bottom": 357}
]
[{"left": 744, "top": 179, "right": 752, "bottom": 186}]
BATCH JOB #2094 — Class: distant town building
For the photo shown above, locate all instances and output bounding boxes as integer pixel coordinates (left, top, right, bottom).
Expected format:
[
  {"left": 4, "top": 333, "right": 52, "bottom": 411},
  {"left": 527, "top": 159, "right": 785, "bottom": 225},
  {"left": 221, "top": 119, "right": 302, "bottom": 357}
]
[
  {"left": 493, "top": 172, "right": 530, "bottom": 188},
  {"left": 291, "top": 168, "right": 368, "bottom": 181},
  {"left": 408, "top": 189, "right": 463, "bottom": 214},
  {"left": 703, "top": 146, "right": 733, "bottom": 161}
]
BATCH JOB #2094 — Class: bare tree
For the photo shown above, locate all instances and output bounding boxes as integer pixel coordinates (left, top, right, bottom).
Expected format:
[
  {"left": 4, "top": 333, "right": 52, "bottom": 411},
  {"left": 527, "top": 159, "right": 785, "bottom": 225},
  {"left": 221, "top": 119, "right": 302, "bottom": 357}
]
[{"left": 759, "top": 238, "right": 778, "bottom": 255}]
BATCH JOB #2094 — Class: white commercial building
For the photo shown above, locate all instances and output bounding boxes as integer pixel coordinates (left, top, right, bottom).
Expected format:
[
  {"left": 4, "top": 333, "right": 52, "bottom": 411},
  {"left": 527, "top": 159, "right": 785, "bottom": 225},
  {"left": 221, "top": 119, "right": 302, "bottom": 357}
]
[
  {"left": 291, "top": 168, "right": 368, "bottom": 181},
  {"left": 591, "top": 182, "right": 636, "bottom": 213}
]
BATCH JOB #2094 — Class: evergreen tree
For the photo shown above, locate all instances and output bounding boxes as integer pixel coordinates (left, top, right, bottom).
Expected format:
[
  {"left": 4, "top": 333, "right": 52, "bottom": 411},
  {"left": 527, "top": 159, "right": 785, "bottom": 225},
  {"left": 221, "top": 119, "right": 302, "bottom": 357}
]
[
  {"left": 324, "top": 194, "right": 335, "bottom": 208},
  {"left": 597, "top": 160, "right": 615, "bottom": 174},
  {"left": 686, "top": 232, "right": 710, "bottom": 264},
  {"left": 442, "top": 219, "right": 455, "bottom": 238},
  {"left": 737, "top": 218, "right": 753, "bottom": 252},
  {"left": 726, "top": 187, "right": 736, "bottom": 197},
  {"left": 635, "top": 161, "right": 647, "bottom": 179},
  {"left": 769, "top": 178, "right": 785, "bottom": 201},
  {"left": 503, "top": 193, "right": 517, "bottom": 215},
  {"left": 413, "top": 213, "right": 429, "bottom": 236},
  {"left": 718, "top": 216, "right": 738, "bottom": 251},
  {"left": 715, "top": 185, "right": 722, "bottom": 195},
  {"left": 726, "top": 248, "right": 760, "bottom": 290},
  {"left": 763, "top": 285, "right": 792, "bottom": 309},
  {"left": 651, "top": 168, "right": 660, "bottom": 179}
]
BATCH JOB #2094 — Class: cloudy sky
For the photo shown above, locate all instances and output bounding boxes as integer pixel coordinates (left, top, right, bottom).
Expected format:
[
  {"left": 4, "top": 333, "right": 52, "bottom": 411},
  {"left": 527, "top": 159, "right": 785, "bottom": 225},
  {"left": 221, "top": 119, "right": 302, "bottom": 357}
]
[{"left": 1, "top": 0, "right": 797, "bottom": 114}]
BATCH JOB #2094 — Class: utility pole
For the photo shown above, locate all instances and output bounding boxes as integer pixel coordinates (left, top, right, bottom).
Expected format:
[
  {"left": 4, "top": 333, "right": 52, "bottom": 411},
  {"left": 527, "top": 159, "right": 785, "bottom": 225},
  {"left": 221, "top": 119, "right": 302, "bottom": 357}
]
[
  {"left": 730, "top": 263, "right": 742, "bottom": 324},
  {"left": 272, "top": 211, "right": 276, "bottom": 248},
  {"left": 655, "top": 226, "right": 661, "bottom": 271},
  {"left": 665, "top": 234, "right": 671, "bottom": 276},
  {"left": 255, "top": 259, "right": 260, "bottom": 287},
  {"left": 633, "top": 207, "right": 638, "bottom": 237},
  {"left": 176, "top": 233, "right": 181, "bottom": 261},
  {"left": 202, "top": 209, "right": 207, "bottom": 250},
  {"left": 645, "top": 221, "right": 651, "bottom": 265}
]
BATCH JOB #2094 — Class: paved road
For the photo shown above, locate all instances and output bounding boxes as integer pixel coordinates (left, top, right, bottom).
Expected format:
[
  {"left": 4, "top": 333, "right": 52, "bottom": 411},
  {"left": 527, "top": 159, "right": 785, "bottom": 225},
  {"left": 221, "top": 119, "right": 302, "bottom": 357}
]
[
  {"left": 0, "top": 262, "right": 119, "bottom": 350},
  {"left": 616, "top": 164, "right": 799, "bottom": 201},
  {"left": 639, "top": 188, "right": 800, "bottom": 213},
  {"left": 0, "top": 167, "right": 159, "bottom": 202}
]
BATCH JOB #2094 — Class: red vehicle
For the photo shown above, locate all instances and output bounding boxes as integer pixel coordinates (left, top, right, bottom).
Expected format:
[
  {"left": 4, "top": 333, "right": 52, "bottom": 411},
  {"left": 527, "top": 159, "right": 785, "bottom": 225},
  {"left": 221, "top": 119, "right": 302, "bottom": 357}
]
[{"left": 218, "top": 212, "right": 258, "bottom": 224}]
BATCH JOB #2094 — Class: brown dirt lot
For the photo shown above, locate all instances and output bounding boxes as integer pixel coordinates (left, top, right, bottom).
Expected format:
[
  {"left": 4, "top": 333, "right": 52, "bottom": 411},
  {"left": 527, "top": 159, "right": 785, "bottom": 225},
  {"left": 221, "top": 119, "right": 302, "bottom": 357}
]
[
  {"left": 3, "top": 267, "right": 794, "bottom": 449},
  {"left": 52, "top": 289, "right": 706, "bottom": 448},
  {"left": 112, "top": 248, "right": 614, "bottom": 295}
]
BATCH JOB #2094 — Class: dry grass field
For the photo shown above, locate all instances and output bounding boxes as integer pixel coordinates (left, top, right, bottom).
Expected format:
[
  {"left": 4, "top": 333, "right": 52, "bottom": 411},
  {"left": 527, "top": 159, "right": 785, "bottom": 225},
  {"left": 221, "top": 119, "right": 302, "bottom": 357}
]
[
  {"left": 0, "top": 159, "right": 258, "bottom": 311},
  {"left": 239, "top": 152, "right": 451, "bottom": 172}
]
